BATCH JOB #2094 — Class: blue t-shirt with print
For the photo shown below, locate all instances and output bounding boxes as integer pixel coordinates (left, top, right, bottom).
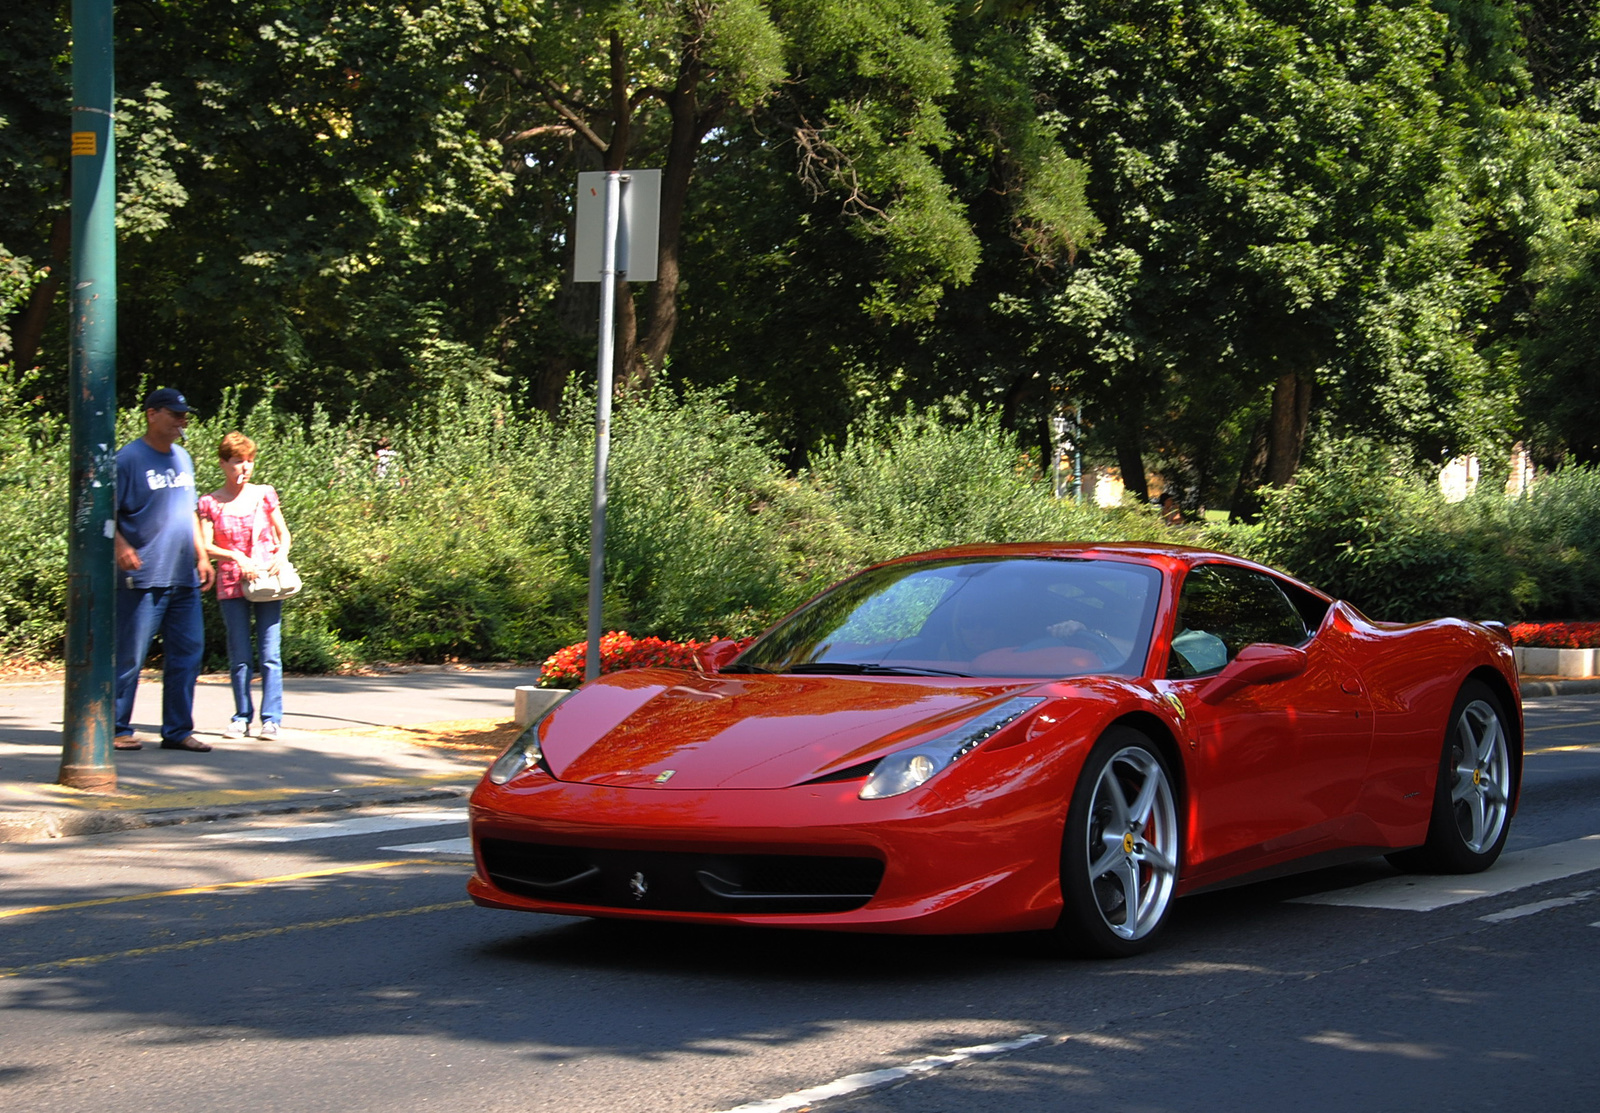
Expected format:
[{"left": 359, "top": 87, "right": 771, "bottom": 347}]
[{"left": 115, "top": 438, "right": 200, "bottom": 589}]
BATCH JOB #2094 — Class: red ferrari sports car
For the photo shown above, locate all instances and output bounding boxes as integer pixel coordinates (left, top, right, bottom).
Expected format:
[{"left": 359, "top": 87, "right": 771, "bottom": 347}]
[{"left": 468, "top": 543, "right": 1521, "bottom": 956}]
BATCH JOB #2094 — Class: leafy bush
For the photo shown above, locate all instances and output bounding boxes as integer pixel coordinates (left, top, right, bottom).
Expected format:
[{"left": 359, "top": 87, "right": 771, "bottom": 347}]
[
  {"left": 1218, "top": 437, "right": 1600, "bottom": 622},
  {"left": 504, "top": 384, "right": 845, "bottom": 640},
  {"left": 1489, "top": 467, "right": 1600, "bottom": 618},
  {"left": 0, "top": 375, "right": 69, "bottom": 664},
  {"left": 808, "top": 404, "right": 1172, "bottom": 563},
  {"left": 1226, "top": 439, "right": 1470, "bottom": 619},
  {"left": 0, "top": 381, "right": 1191, "bottom": 671}
]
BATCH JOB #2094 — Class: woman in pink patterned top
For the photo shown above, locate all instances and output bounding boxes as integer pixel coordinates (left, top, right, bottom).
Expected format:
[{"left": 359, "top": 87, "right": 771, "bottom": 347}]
[{"left": 198, "top": 432, "right": 293, "bottom": 738}]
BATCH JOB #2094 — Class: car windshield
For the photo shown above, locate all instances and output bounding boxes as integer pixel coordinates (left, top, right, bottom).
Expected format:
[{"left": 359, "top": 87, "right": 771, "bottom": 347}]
[{"left": 736, "top": 557, "right": 1164, "bottom": 679}]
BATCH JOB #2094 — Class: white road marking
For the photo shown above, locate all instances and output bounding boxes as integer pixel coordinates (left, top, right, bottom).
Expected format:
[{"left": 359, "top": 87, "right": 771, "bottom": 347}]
[
  {"left": 379, "top": 837, "right": 473, "bottom": 856},
  {"left": 1479, "top": 890, "right": 1597, "bottom": 923},
  {"left": 1290, "top": 835, "right": 1600, "bottom": 911},
  {"left": 713, "top": 1033, "right": 1052, "bottom": 1113},
  {"left": 198, "top": 809, "right": 466, "bottom": 843}
]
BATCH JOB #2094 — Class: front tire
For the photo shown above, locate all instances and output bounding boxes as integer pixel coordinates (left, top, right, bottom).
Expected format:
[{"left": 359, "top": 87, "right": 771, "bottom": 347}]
[
  {"left": 1388, "top": 680, "right": 1515, "bottom": 874},
  {"left": 1055, "top": 727, "right": 1180, "bottom": 958}
]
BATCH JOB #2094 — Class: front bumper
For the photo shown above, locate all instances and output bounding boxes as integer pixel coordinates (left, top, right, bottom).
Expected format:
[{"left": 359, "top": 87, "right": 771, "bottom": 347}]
[{"left": 467, "top": 771, "right": 1067, "bottom": 935}]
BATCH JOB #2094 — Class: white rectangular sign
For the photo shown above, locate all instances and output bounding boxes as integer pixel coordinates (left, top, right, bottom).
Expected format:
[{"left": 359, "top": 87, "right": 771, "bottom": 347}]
[{"left": 573, "top": 169, "right": 661, "bottom": 283}]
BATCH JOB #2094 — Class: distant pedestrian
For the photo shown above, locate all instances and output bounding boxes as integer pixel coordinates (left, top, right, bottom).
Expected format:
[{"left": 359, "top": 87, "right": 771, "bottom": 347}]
[
  {"left": 374, "top": 436, "right": 402, "bottom": 483},
  {"left": 113, "top": 387, "right": 215, "bottom": 752},
  {"left": 199, "top": 432, "right": 293, "bottom": 739}
]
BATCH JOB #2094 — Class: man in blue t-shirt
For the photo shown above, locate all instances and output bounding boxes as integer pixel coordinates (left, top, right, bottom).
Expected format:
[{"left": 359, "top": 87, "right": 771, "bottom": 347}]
[{"left": 113, "top": 387, "right": 215, "bottom": 752}]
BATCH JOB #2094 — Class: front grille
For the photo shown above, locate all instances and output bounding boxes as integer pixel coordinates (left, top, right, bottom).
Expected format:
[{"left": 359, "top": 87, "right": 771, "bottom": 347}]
[{"left": 479, "top": 838, "right": 884, "bottom": 914}]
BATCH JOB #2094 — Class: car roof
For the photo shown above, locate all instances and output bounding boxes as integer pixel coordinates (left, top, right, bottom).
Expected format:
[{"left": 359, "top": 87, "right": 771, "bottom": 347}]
[{"left": 877, "top": 542, "right": 1333, "bottom": 601}]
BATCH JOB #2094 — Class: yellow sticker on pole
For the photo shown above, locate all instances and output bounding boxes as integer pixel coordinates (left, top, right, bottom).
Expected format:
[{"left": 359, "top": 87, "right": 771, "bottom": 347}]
[{"left": 71, "top": 131, "right": 97, "bottom": 156}]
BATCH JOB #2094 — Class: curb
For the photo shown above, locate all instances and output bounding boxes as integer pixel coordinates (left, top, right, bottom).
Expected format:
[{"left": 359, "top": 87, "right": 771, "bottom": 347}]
[
  {"left": 1519, "top": 677, "right": 1600, "bottom": 697},
  {"left": 0, "top": 782, "right": 474, "bottom": 845}
]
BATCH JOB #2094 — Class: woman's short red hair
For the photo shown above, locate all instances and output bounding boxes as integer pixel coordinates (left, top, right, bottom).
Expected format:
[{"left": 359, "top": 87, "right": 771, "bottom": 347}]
[{"left": 218, "top": 431, "right": 256, "bottom": 462}]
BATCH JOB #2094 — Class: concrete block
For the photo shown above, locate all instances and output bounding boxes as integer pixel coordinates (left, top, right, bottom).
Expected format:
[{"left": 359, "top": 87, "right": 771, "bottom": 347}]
[
  {"left": 514, "top": 685, "right": 572, "bottom": 727},
  {"left": 1518, "top": 646, "right": 1600, "bottom": 678}
]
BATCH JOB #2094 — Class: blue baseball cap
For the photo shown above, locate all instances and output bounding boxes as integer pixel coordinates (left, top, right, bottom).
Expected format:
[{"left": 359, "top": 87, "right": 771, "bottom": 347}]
[{"left": 142, "top": 387, "right": 194, "bottom": 413}]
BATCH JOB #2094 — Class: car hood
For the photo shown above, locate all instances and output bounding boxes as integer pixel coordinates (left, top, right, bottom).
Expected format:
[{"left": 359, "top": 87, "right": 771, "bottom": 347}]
[{"left": 538, "top": 668, "right": 1045, "bottom": 790}]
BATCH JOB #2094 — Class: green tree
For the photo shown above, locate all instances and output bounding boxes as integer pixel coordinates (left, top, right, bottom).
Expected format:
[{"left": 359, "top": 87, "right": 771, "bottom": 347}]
[
  {"left": 1, "top": 3, "right": 70, "bottom": 373},
  {"left": 1020, "top": 0, "right": 1509, "bottom": 509},
  {"left": 664, "top": 3, "right": 1102, "bottom": 461},
  {"left": 1517, "top": 0, "right": 1600, "bottom": 462},
  {"left": 4, "top": 1, "right": 559, "bottom": 416},
  {"left": 475, "top": 0, "right": 1059, "bottom": 401}
]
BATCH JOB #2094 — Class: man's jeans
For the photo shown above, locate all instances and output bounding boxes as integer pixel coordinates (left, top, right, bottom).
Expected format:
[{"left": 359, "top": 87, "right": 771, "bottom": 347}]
[
  {"left": 114, "top": 584, "right": 204, "bottom": 743},
  {"left": 219, "top": 597, "right": 283, "bottom": 726}
]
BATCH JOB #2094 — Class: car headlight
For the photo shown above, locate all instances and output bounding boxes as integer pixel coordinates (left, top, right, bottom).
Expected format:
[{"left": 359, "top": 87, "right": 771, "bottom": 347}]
[
  {"left": 859, "top": 696, "right": 1046, "bottom": 800},
  {"left": 489, "top": 721, "right": 553, "bottom": 784}
]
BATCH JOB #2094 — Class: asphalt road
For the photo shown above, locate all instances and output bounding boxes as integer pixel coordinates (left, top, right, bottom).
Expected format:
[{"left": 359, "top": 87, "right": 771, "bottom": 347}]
[{"left": 2, "top": 695, "right": 1598, "bottom": 1113}]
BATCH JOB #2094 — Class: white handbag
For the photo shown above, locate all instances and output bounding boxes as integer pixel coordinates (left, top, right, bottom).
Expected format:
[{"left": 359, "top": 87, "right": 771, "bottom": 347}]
[{"left": 243, "top": 560, "right": 303, "bottom": 602}]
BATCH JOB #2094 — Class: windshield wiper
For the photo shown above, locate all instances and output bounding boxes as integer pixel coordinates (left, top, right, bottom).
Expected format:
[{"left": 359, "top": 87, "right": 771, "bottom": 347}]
[
  {"left": 715, "top": 663, "right": 775, "bottom": 674},
  {"left": 783, "top": 662, "right": 973, "bottom": 678}
]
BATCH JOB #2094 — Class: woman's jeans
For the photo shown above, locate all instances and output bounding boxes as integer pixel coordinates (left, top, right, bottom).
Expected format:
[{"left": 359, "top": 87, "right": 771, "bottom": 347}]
[{"left": 218, "top": 597, "right": 283, "bottom": 725}]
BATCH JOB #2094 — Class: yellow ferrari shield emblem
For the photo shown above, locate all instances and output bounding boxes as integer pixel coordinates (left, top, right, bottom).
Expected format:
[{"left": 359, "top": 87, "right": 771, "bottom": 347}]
[{"left": 1161, "top": 691, "right": 1187, "bottom": 721}]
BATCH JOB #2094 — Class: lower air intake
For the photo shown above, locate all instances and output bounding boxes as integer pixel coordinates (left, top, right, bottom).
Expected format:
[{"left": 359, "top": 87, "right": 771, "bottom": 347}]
[{"left": 479, "top": 838, "right": 884, "bottom": 913}]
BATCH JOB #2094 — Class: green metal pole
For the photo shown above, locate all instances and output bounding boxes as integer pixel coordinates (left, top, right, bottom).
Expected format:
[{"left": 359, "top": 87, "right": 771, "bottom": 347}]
[{"left": 59, "top": 0, "right": 118, "bottom": 792}]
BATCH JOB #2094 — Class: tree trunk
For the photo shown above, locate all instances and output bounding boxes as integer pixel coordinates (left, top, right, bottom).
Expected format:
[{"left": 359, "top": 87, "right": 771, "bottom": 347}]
[
  {"left": 626, "top": 57, "right": 718, "bottom": 394},
  {"left": 1263, "top": 371, "right": 1314, "bottom": 487},
  {"left": 604, "top": 32, "right": 630, "bottom": 172},
  {"left": 1116, "top": 439, "right": 1148, "bottom": 504},
  {"left": 10, "top": 206, "right": 69, "bottom": 372},
  {"left": 1000, "top": 367, "right": 1045, "bottom": 431},
  {"left": 1000, "top": 368, "right": 1048, "bottom": 476},
  {"left": 1229, "top": 421, "right": 1270, "bottom": 522},
  {"left": 615, "top": 278, "right": 638, "bottom": 392},
  {"left": 533, "top": 352, "right": 572, "bottom": 415},
  {"left": 627, "top": 128, "right": 692, "bottom": 392}
]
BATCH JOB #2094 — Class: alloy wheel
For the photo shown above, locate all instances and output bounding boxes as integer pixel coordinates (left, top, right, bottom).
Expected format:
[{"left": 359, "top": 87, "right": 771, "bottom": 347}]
[
  {"left": 1450, "top": 699, "right": 1511, "bottom": 854},
  {"left": 1084, "top": 745, "right": 1178, "bottom": 941}
]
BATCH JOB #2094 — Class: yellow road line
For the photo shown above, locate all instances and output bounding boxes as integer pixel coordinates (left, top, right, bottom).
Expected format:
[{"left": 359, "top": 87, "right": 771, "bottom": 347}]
[
  {"left": 0, "top": 900, "right": 473, "bottom": 979},
  {"left": 0, "top": 859, "right": 453, "bottom": 921},
  {"left": 1526, "top": 718, "right": 1600, "bottom": 734},
  {"left": 1526, "top": 743, "right": 1600, "bottom": 755}
]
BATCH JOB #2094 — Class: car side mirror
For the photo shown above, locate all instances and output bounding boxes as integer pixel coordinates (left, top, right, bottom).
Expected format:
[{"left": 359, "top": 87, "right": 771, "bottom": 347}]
[
  {"left": 1199, "top": 643, "right": 1307, "bottom": 704},
  {"left": 697, "top": 639, "right": 742, "bottom": 673}
]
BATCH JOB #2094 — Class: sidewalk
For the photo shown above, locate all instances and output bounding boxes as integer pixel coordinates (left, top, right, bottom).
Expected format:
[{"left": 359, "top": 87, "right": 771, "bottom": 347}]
[
  {"left": 0, "top": 665, "right": 545, "bottom": 844},
  {"left": 4, "top": 666, "right": 1595, "bottom": 845}
]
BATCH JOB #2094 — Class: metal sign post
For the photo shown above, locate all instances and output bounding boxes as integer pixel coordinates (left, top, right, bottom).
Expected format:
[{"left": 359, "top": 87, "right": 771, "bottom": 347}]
[
  {"left": 573, "top": 170, "right": 660, "bottom": 683},
  {"left": 1050, "top": 405, "right": 1083, "bottom": 503},
  {"left": 60, "top": 0, "right": 119, "bottom": 792}
]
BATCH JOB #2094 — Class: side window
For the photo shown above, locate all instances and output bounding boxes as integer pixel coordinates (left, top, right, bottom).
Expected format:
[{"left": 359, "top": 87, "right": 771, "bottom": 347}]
[{"left": 1167, "top": 564, "right": 1309, "bottom": 679}]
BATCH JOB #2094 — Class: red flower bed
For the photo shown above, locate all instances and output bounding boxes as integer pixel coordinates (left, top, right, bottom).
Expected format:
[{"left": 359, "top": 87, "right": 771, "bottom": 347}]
[
  {"left": 541, "top": 631, "right": 754, "bottom": 687},
  {"left": 1508, "top": 622, "right": 1600, "bottom": 649}
]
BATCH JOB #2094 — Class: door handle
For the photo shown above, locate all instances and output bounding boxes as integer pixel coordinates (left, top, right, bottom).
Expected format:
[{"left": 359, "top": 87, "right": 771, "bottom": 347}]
[{"left": 1340, "top": 677, "right": 1363, "bottom": 695}]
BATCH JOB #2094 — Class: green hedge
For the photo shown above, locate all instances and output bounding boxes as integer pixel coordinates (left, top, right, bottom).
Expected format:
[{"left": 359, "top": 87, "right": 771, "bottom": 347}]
[
  {"left": 17, "top": 383, "right": 1592, "bottom": 667},
  {"left": 1210, "top": 438, "right": 1600, "bottom": 622},
  {"left": 0, "top": 389, "right": 68, "bottom": 665},
  {"left": 0, "top": 379, "right": 1181, "bottom": 670}
]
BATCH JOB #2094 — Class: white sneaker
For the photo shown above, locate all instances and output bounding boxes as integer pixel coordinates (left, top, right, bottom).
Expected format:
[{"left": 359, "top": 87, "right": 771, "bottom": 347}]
[
  {"left": 225, "top": 720, "right": 249, "bottom": 738},
  {"left": 258, "top": 721, "right": 280, "bottom": 739}
]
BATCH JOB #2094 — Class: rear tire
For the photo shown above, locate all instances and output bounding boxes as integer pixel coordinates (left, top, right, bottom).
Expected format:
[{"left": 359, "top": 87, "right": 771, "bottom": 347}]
[
  {"left": 1055, "top": 727, "right": 1180, "bottom": 958},
  {"left": 1387, "top": 680, "right": 1514, "bottom": 874}
]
